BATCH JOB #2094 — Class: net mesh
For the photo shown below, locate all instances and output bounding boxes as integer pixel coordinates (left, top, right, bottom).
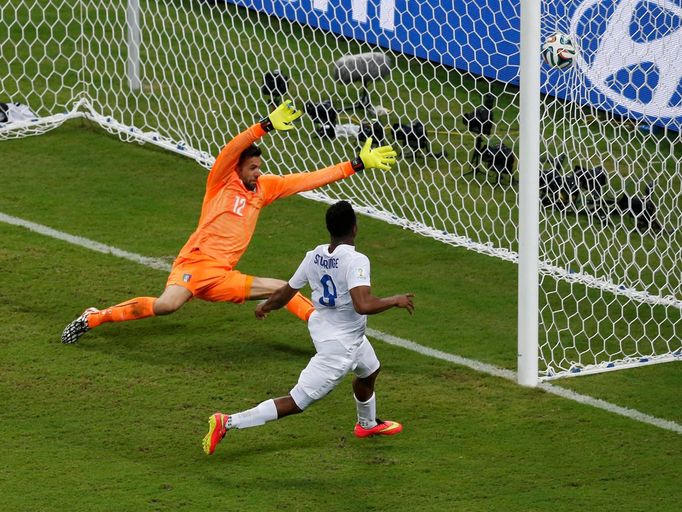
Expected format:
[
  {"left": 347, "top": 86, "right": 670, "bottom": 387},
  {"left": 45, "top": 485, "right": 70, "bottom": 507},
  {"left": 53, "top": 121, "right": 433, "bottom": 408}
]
[
  {"left": 540, "top": 0, "right": 681, "bottom": 377},
  {"left": 1, "top": 0, "right": 680, "bottom": 380}
]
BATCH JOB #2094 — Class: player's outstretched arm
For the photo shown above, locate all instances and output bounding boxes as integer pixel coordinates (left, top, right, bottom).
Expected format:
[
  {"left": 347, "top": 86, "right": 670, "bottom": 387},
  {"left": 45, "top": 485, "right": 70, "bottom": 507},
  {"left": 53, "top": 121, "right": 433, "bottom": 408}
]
[
  {"left": 260, "top": 100, "right": 302, "bottom": 132},
  {"left": 255, "top": 283, "right": 299, "bottom": 319},
  {"left": 349, "top": 286, "right": 414, "bottom": 316},
  {"left": 259, "top": 137, "right": 398, "bottom": 203},
  {"left": 207, "top": 101, "right": 301, "bottom": 191}
]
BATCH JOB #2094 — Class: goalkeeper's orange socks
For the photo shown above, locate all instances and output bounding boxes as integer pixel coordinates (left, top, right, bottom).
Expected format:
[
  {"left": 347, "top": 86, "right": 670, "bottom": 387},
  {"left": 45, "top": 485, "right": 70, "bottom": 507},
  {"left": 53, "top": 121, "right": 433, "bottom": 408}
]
[
  {"left": 285, "top": 293, "right": 315, "bottom": 321},
  {"left": 87, "top": 297, "right": 156, "bottom": 328},
  {"left": 86, "top": 293, "right": 312, "bottom": 328}
]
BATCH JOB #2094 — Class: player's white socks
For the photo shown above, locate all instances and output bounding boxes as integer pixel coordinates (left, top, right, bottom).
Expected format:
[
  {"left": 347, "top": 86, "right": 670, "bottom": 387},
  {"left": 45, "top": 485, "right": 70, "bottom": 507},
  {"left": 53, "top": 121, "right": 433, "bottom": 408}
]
[
  {"left": 354, "top": 393, "right": 378, "bottom": 429},
  {"left": 228, "top": 399, "right": 278, "bottom": 429}
]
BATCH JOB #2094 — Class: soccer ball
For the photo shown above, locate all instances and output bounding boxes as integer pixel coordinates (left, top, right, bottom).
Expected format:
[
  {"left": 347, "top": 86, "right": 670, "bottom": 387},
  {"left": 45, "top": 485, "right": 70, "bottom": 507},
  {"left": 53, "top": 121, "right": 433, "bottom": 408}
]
[{"left": 541, "top": 32, "right": 576, "bottom": 70}]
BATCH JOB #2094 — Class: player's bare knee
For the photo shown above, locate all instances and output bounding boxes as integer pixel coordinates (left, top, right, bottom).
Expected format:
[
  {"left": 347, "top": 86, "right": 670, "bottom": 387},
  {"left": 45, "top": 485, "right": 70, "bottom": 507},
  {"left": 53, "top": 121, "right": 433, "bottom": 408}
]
[
  {"left": 290, "top": 387, "right": 315, "bottom": 412},
  {"left": 272, "top": 395, "right": 304, "bottom": 418},
  {"left": 360, "top": 366, "right": 381, "bottom": 384},
  {"left": 154, "top": 286, "right": 192, "bottom": 315},
  {"left": 291, "top": 398, "right": 307, "bottom": 413},
  {"left": 152, "top": 299, "right": 172, "bottom": 315},
  {"left": 249, "top": 277, "right": 288, "bottom": 299},
  {"left": 266, "top": 278, "right": 287, "bottom": 293},
  {"left": 290, "top": 398, "right": 303, "bottom": 415},
  {"left": 153, "top": 297, "right": 183, "bottom": 315}
]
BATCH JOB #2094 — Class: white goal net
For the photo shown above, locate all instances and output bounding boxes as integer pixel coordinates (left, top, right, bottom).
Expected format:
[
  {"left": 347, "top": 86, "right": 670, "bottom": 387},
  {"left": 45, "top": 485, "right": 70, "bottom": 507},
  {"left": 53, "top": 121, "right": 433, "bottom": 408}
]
[
  {"left": 2, "top": 0, "right": 680, "bottom": 381},
  {"left": 539, "top": 0, "right": 681, "bottom": 378}
]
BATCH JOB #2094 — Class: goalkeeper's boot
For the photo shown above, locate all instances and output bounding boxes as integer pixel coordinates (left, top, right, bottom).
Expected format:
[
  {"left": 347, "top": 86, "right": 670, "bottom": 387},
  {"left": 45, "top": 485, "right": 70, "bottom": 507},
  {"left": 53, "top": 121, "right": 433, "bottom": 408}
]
[
  {"left": 61, "top": 307, "right": 99, "bottom": 344},
  {"left": 353, "top": 418, "right": 403, "bottom": 438},
  {"left": 203, "top": 412, "right": 230, "bottom": 455}
]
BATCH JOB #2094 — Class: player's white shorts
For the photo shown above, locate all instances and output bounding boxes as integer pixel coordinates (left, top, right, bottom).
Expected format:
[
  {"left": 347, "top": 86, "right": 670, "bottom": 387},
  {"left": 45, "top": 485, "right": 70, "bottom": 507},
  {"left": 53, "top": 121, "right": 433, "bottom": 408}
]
[{"left": 290, "top": 335, "right": 380, "bottom": 410}]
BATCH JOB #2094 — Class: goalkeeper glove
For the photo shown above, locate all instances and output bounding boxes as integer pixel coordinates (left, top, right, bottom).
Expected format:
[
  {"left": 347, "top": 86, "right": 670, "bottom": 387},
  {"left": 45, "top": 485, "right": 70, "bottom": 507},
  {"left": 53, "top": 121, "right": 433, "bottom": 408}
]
[
  {"left": 260, "top": 100, "right": 302, "bottom": 132},
  {"left": 351, "top": 137, "right": 397, "bottom": 172}
]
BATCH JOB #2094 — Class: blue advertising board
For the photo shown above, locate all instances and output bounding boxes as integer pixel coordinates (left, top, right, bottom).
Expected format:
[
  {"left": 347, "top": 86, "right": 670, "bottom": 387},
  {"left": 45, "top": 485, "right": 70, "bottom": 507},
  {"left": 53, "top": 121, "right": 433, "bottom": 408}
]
[{"left": 223, "top": 0, "right": 682, "bottom": 132}]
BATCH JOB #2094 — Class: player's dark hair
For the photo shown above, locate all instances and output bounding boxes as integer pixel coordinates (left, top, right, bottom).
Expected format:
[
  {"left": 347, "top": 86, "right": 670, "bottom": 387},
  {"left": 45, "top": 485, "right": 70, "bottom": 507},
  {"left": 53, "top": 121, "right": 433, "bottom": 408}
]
[
  {"left": 238, "top": 144, "right": 262, "bottom": 166},
  {"left": 326, "top": 200, "right": 356, "bottom": 237}
]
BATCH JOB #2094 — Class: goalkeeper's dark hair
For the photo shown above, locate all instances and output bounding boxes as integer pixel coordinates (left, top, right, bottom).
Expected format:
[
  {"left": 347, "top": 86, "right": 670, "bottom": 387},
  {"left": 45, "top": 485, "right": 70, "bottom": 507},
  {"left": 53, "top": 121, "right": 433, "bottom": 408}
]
[
  {"left": 326, "top": 200, "right": 356, "bottom": 237},
  {"left": 238, "top": 144, "right": 262, "bottom": 166}
]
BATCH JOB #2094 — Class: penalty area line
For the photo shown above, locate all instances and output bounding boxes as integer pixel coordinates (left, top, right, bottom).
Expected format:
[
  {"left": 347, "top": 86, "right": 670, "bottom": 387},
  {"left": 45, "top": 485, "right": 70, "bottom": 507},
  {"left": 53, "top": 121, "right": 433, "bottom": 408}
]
[{"left": 2, "top": 210, "right": 680, "bottom": 436}]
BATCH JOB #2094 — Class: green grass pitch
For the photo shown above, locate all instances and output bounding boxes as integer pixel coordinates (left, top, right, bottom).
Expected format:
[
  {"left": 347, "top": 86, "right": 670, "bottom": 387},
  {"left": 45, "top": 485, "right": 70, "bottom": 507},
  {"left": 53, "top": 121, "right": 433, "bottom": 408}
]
[
  {"left": 0, "top": 121, "right": 680, "bottom": 511},
  {"left": 2, "top": 0, "right": 681, "bottom": 509}
]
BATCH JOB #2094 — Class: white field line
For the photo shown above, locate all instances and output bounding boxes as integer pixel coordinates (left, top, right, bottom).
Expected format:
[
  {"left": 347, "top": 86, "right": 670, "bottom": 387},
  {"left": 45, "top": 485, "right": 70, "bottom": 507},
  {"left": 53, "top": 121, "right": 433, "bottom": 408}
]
[
  {"left": 368, "top": 329, "right": 682, "bottom": 435},
  {"left": 2, "top": 211, "right": 680, "bottom": 435}
]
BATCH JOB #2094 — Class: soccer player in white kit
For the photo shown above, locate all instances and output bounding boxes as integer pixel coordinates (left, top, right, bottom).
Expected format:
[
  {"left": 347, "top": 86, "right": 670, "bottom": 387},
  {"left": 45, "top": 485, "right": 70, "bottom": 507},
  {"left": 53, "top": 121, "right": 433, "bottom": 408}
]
[{"left": 203, "top": 200, "right": 414, "bottom": 455}]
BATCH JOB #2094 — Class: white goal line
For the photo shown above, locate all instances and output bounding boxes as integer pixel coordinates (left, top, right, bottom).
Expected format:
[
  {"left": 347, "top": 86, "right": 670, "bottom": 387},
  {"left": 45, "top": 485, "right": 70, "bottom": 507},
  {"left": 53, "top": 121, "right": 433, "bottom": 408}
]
[{"left": 1, "top": 210, "right": 680, "bottom": 436}]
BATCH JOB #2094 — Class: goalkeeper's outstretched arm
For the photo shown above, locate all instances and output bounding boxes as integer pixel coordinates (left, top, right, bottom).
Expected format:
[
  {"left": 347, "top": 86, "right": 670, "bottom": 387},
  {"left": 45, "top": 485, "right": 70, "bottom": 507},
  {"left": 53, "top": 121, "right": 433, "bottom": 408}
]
[
  {"left": 259, "top": 137, "right": 398, "bottom": 203},
  {"left": 207, "top": 100, "right": 302, "bottom": 190}
]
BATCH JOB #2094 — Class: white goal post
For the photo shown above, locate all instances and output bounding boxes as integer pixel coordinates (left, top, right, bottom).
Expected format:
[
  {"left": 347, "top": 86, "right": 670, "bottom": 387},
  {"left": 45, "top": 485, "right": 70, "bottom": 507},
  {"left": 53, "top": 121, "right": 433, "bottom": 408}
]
[
  {"left": 2, "top": 0, "right": 680, "bottom": 384},
  {"left": 518, "top": 0, "right": 542, "bottom": 386}
]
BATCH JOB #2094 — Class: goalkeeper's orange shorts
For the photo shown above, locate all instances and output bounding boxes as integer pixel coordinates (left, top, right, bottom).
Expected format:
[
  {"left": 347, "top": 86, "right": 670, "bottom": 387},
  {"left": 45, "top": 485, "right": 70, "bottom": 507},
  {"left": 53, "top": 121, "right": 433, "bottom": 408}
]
[{"left": 166, "top": 249, "right": 253, "bottom": 303}]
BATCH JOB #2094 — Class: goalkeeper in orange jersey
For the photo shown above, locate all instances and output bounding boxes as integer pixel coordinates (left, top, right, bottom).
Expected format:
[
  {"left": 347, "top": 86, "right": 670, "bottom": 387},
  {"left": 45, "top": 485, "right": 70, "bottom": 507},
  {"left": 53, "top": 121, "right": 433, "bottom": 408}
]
[{"left": 61, "top": 101, "right": 397, "bottom": 343}]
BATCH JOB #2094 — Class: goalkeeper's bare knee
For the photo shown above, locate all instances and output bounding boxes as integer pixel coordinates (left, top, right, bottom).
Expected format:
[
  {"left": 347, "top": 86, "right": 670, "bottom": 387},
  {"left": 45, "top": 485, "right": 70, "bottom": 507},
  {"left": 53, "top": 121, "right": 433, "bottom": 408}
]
[{"left": 153, "top": 286, "right": 192, "bottom": 315}]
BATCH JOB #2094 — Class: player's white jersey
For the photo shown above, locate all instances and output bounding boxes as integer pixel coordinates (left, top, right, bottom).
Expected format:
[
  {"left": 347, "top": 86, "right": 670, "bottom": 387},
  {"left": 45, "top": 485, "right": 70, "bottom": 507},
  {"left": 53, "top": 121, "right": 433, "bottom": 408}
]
[{"left": 289, "top": 243, "right": 370, "bottom": 343}]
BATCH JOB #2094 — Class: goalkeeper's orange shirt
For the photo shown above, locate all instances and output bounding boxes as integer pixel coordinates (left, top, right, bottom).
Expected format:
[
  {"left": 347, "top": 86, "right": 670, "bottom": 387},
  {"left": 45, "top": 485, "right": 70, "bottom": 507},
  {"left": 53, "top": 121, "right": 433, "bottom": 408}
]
[{"left": 177, "top": 123, "right": 356, "bottom": 269}]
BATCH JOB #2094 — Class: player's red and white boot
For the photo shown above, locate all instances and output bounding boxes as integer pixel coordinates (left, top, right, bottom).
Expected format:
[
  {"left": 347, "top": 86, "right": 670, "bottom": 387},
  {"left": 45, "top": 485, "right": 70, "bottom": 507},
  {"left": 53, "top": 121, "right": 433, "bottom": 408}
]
[
  {"left": 61, "top": 307, "right": 99, "bottom": 344},
  {"left": 353, "top": 418, "right": 403, "bottom": 438},
  {"left": 203, "top": 412, "right": 230, "bottom": 455}
]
